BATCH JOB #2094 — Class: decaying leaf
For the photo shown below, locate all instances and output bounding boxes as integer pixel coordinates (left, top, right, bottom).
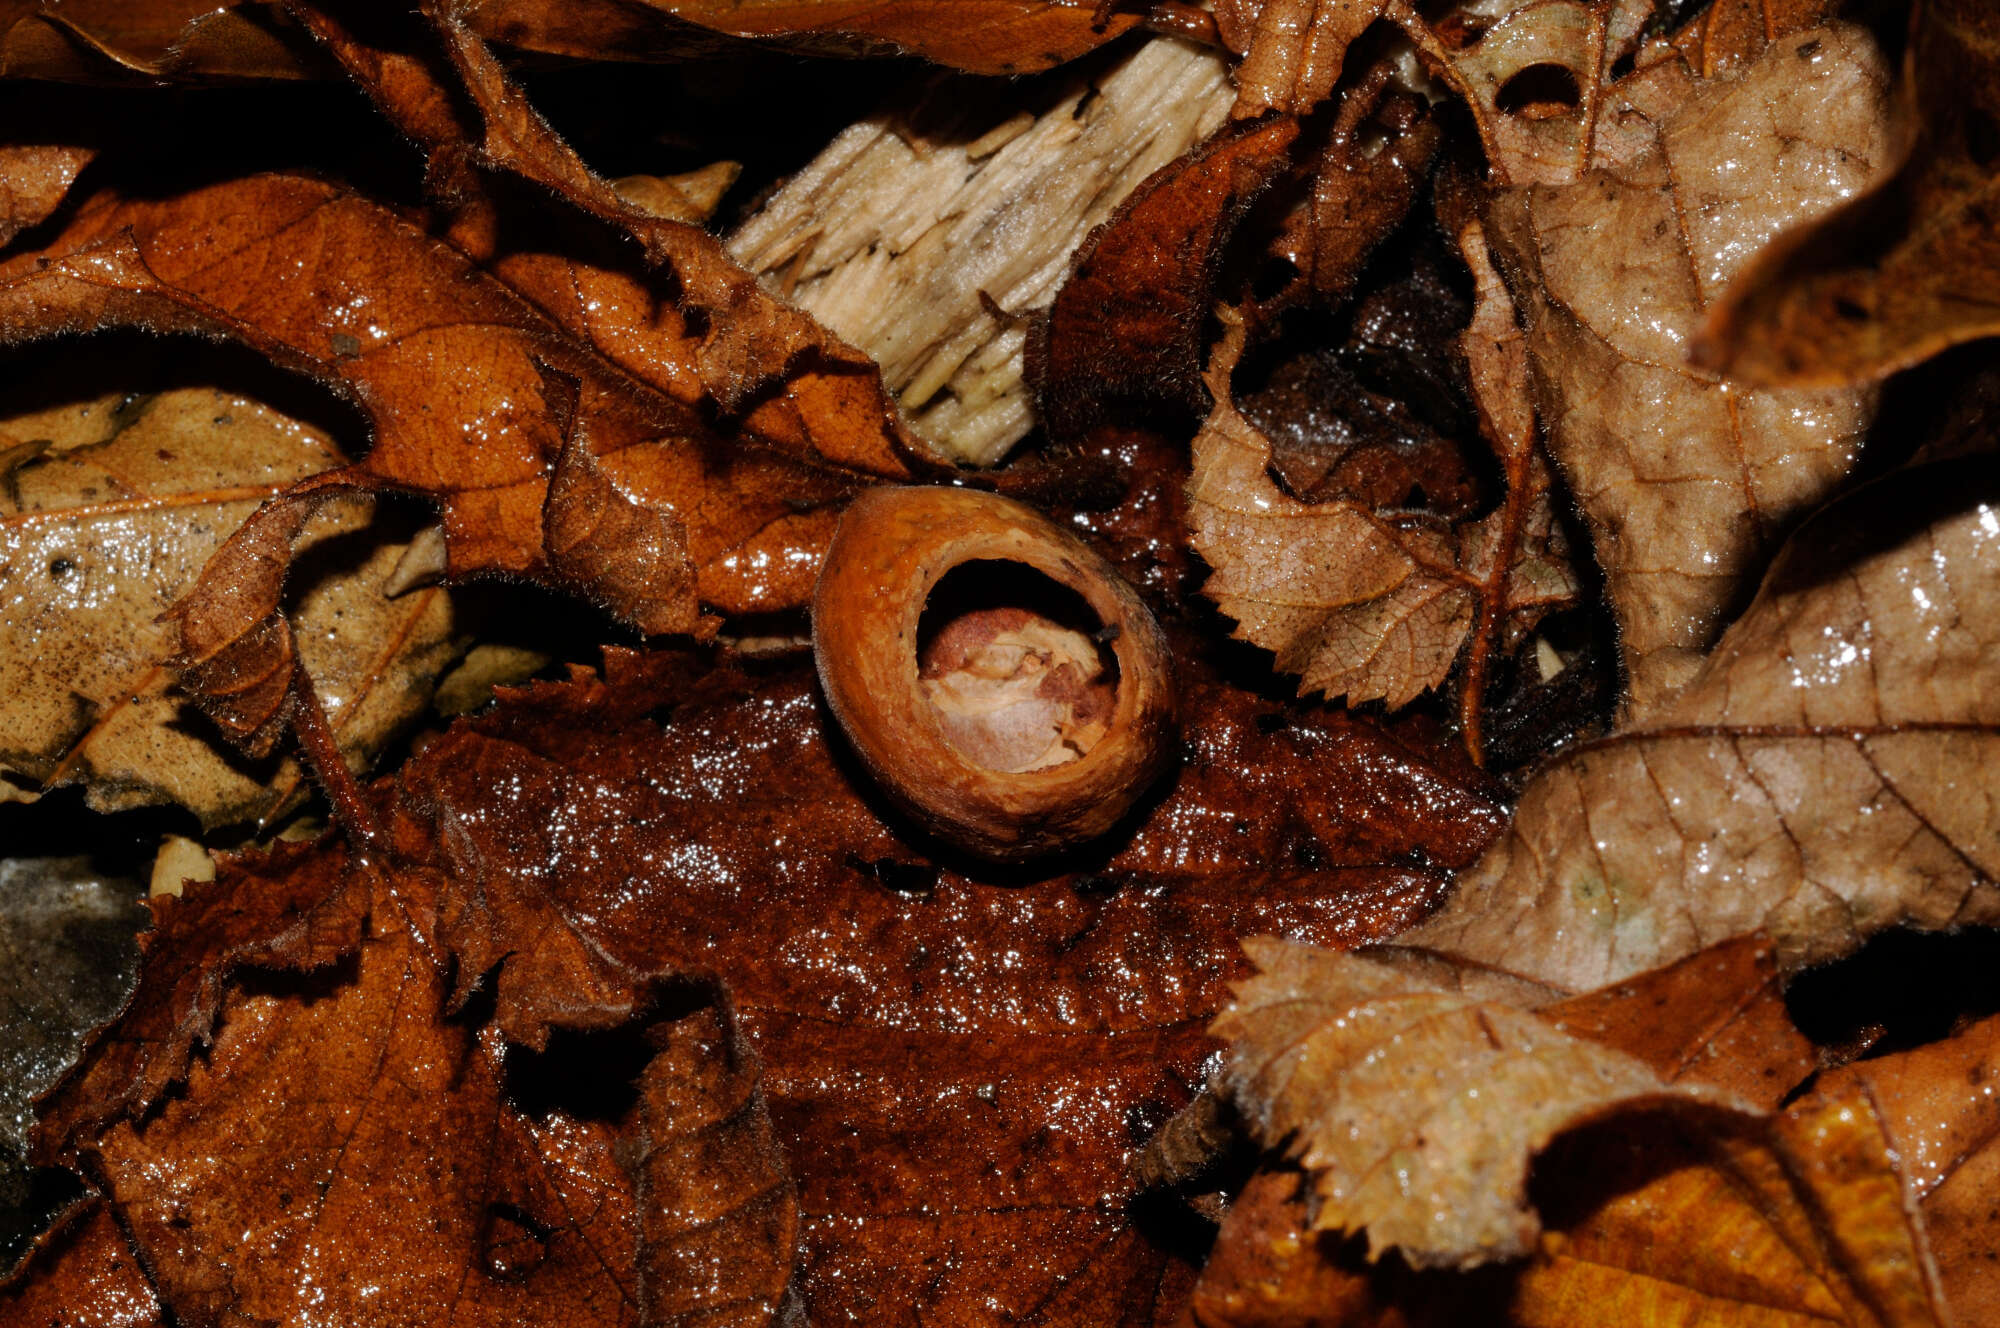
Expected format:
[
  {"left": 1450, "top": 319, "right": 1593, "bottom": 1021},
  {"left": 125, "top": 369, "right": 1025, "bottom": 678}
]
[
  {"left": 729, "top": 37, "right": 1235, "bottom": 466},
  {"left": 1198, "top": 939, "right": 1964, "bottom": 1324},
  {"left": 0, "top": 1198, "right": 164, "bottom": 1327},
  {"left": 1186, "top": 205, "right": 1575, "bottom": 721},
  {"left": 1213, "top": 937, "right": 1749, "bottom": 1268},
  {"left": 1822, "top": 1015, "right": 2000, "bottom": 1320},
  {"left": 557, "top": 0, "right": 1150, "bottom": 75},
  {"left": 33, "top": 839, "right": 800, "bottom": 1327},
  {"left": 1402, "top": 466, "right": 2000, "bottom": 993},
  {"left": 0, "top": 0, "right": 1147, "bottom": 84},
  {"left": 0, "top": 173, "right": 908, "bottom": 756},
  {"left": 26, "top": 578, "right": 1507, "bottom": 1322},
  {"left": 1034, "top": 113, "right": 1299, "bottom": 444},
  {"left": 1218, "top": 0, "right": 1387, "bottom": 119},
  {"left": 0, "top": 144, "right": 90, "bottom": 247},
  {"left": 1699, "top": 0, "right": 2000, "bottom": 390},
  {"left": 0, "top": 381, "right": 459, "bottom": 824},
  {"left": 1485, "top": 22, "right": 1894, "bottom": 712}
]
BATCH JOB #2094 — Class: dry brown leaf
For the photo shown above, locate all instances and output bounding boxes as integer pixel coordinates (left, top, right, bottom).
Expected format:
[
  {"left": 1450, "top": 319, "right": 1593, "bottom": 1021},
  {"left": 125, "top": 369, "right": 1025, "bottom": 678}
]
[
  {"left": 1485, "top": 22, "right": 1894, "bottom": 712},
  {"left": 1185, "top": 205, "right": 1575, "bottom": 718},
  {"left": 0, "top": 383, "right": 459, "bottom": 826},
  {"left": 729, "top": 37, "right": 1235, "bottom": 466},
  {"left": 1198, "top": 939, "right": 1958, "bottom": 1324},
  {"left": 1698, "top": 0, "right": 2000, "bottom": 390},
  {"left": 1214, "top": 937, "right": 1750, "bottom": 1267},
  {"left": 1402, "top": 466, "right": 2000, "bottom": 994}
]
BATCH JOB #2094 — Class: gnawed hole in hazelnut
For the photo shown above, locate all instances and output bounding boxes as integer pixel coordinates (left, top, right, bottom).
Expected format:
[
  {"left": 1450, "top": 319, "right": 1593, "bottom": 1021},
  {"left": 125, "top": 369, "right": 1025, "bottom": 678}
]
[{"left": 916, "top": 561, "right": 1118, "bottom": 774}]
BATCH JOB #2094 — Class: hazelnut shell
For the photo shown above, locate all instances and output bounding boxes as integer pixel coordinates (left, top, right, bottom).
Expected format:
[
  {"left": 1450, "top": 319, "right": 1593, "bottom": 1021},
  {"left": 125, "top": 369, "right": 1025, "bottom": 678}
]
[{"left": 812, "top": 486, "right": 1178, "bottom": 861}]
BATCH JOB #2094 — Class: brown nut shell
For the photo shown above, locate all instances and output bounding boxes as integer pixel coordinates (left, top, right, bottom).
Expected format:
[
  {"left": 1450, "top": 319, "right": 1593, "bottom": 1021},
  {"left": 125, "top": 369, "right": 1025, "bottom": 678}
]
[{"left": 812, "top": 485, "right": 1178, "bottom": 861}]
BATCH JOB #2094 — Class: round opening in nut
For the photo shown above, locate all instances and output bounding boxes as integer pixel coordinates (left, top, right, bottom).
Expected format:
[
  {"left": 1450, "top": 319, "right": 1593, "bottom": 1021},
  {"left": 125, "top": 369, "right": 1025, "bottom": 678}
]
[{"left": 915, "top": 560, "right": 1119, "bottom": 774}]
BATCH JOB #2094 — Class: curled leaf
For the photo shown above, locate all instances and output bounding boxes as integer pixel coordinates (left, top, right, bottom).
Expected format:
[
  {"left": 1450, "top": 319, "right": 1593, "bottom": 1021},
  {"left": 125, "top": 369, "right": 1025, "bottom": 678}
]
[
  {"left": 1699, "top": 0, "right": 2000, "bottom": 389},
  {"left": 1404, "top": 466, "right": 2000, "bottom": 993},
  {"left": 0, "top": 382, "right": 459, "bottom": 822},
  {"left": 1215, "top": 937, "right": 1748, "bottom": 1268},
  {"left": 1186, "top": 205, "right": 1575, "bottom": 719},
  {"left": 0, "top": 174, "right": 897, "bottom": 757},
  {"left": 1033, "top": 111, "right": 1300, "bottom": 444},
  {"left": 1484, "top": 23, "right": 1893, "bottom": 711}
]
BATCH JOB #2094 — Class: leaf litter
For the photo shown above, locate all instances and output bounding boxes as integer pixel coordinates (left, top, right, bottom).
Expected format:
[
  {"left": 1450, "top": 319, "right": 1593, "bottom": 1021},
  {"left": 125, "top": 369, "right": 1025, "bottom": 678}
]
[{"left": 2, "top": 0, "right": 1999, "bottom": 1324}]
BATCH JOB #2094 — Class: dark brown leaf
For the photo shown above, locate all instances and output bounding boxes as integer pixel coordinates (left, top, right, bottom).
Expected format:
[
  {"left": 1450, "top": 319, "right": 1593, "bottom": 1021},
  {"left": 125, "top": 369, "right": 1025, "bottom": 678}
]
[
  {"left": 1034, "top": 114, "right": 1301, "bottom": 442},
  {"left": 37, "top": 838, "right": 799, "bottom": 1327}
]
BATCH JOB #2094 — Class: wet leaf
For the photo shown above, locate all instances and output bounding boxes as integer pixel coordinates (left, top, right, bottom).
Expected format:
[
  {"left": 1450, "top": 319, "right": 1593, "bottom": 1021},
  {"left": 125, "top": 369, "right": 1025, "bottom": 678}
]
[
  {"left": 1195, "top": 939, "right": 1960, "bottom": 1325},
  {"left": 0, "top": 1199, "right": 164, "bottom": 1326},
  {"left": 0, "top": 144, "right": 91, "bottom": 248},
  {"left": 0, "top": 173, "right": 909, "bottom": 757},
  {"left": 1216, "top": 0, "right": 1386, "bottom": 119},
  {"left": 35, "top": 837, "right": 800, "bottom": 1327},
  {"left": 1698, "top": 0, "right": 2000, "bottom": 390},
  {"left": 1185, "top": 203, "right": 1575, "bottom": 721},
  {"left": 1484, "top": 22, "right": 1894, "bottom": 712},
  {"left": 0, "top": 381, "right": 460, "bottom": 824},
  {"left": 1034, "top": 112, "right": 1300, "bottom": 444},
  {"left": 0, "top": 0, "right": 1145, "bottom": 83},
  {"left": 1213, "top": 938, "right": 1750, "bottom": 1268},
  {"left": 1402, "top": 465, "right": 2000, "bottom": 994},
  {"left": 553, "top": 0, "right": 1149, "bottom": 75},
  {"left": 365, "top": 639, "right": 1503, "bottom": 1319},
  {"left": 731, "top": 38, "right": 1237, "bottom": 465}
]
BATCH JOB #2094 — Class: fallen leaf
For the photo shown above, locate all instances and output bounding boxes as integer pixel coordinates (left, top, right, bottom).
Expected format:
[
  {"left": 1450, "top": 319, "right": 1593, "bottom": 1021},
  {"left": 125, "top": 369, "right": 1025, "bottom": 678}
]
[
  {"left": 1185, "top": 200, "right": 1576, "bottom": 724},
  {"left": 0, "top": 144, "right": 91, "bottom": 247},
  {"left": 730, "top": 37, "right": 1236, "bottom": 465},
  {"left": 553, "top": 0, "right": 1149, "bottom": 75},
  {"left": 1401, "top": 465, "right": 2000, "bottom": 994},
  {"left": 0, "top": 0, "right": 1146, "bottom": 83},
  {"left": 0, "top": 0, "right": 321, "bottom": 82},
  {"left": 1213, "top": 937, "right": 1749, "bottom": 1268},
  {"left": 0, "top": 379, "right": 460, "bottom": 824},
  {"left": 1193, "top": 938, "right": 1960, "bottom": 1325},
  {"left": 1484, "top": 22, "right": 1894, "bottom": 712},
  {"left": 1821, "top": 1015, "right": 2000, "bottom": 1320},
  {"left": 0, "top": 173, "right": 907, "bottom": 756},
  {"left": 1698, "top": 0, "right": 2000, "bottom": 390},
  {"left": 1220, "top": 0, "right": 1386, "bottom": 119},
  {"left": 0, "top": 1199, "right": 164, "bottom": 1327},
  {"left": 1033, "top": 112, "right": 1300, "bottom": 444}
]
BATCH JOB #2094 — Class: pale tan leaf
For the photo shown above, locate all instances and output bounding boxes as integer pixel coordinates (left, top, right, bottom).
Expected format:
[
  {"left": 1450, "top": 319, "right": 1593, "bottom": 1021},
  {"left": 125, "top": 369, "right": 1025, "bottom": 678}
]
[
  {"left": 1402, "top": 468, "right": 2000, "bottom": 993},
  {"left": 1485, "top": 24, "right": 1894, "bottom": 713},
  {"left": 0, "top": 384, "right": 462, "bottom": 827},
  {"left": 1213, "top": 936, "right": 1749, "bottom": 1268},
  {"left": 727, "top": 37, "right": 1233, "bottom": 467},
  {"left": 1188, "top": 310, "right": 1476, "bottom": 709},
  {"left": 1186, "top": 213, "right": 1576, "bottom": 717}
]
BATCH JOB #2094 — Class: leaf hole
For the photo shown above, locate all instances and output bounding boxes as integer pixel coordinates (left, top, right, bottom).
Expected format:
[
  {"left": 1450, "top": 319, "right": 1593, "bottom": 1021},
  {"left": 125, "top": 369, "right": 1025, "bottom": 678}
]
[{"left": 1494, "top": 64, "right": 1583, "bottom": 120}]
